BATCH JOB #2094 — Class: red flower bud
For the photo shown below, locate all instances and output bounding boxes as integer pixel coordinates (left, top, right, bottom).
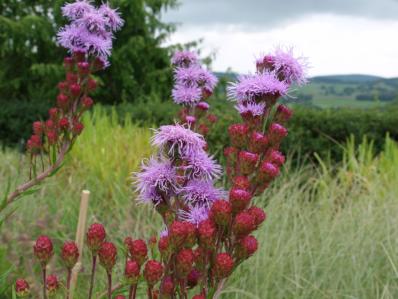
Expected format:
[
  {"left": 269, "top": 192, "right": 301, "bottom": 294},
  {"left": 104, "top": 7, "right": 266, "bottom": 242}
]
[
  {"left": 233, "top": 211, "right": 256, "bottom": 237},
  {"left": 160, "top": 276, "right": 174, "bottom": 295},
  {"left": 59, "top": 117, "right": 69, "bottom": 130},
  {"left": 72, "top": 121, "right": 84, "bottom": 135},
  {"left": 233, "top": 176, "right": 251, "bottom": 191},
  {"left": 33, "top": 235, "right": 53, "bottom": 266},
  {"left": 158, "top": 236, "right": 170, "bottom": 257},
  {"left": 192, "top": 295, "right": 205, "bottom": 299},
  {"left": 78, "top": 62, "right": 90, "bottom": 74},
  {"left": 128, "top": 239, "right": 148, "bottom": 266},
  {"left": 196, "top": 101, "right": 210, "bottom": 111},
  {"left": 275, "top": 104, "right": 293, "bottom": 123},
  {"left": 27, "top": 135, "right": 42, "bottom": 152},
  {"left": 58, "top": 81, "right": 68, "bottom": 91},
  {"left": 98, "top": 242, "right": 117, "bottom": 273},
  {"left": 238, "top": 151, "right": 259, "bottom": 175},
  {"left": 87, "top": 223, "right": 106, "bottom": 254},
  {"left": 210, "top": 200, "right": 232, "bottom": 227},
  {"left": 169, "top": 221, "right": 186, "bottom": 248},
  {"left": 229, "top": 188, "right": 252, "bottom": 212},
  {"left": 144, "top": 260, "right": 164, "bottom": 286},
  {"left": 73, "top": 50, "right": 85, "bottom": 62},
  {"left": 32, "top": 121, "right": 43, "bottom": 136},
  {"left": 66, "top": 72, "right": 78, "bottom": 83},
  {"left": 198, "top": 219, "right": 216, "bottom": 248},
  {"left": 46, "top": 130, "right": 58, "bottom": 145},
  {"left": 247, "top": 206, "right": 267, "bottom": 227},
  {"left": 207, "top": 114, "right": 217, "bottom": 123},
  {"left": 198, "top": 124, "right": 209, "bottom": 136},
  {"left": 88, "top": 78, "right": 97, "bottom": 91},
  {"left": 114, "top": 296, "right": 126, "bottom": 299},
  {"left": 15, "top": 279, "right": 29, "bottom": 297},
  {"left": 228, "top": 123, "right": 249, "bottom": 147},
  {"left": 46, "top": 274, "right": 59, "bottom": 295},
  {"left": 193, "top": 247, "right": 207, "bottom": 268},
  {"left": 187, "top": 268, "right": 201, "bottom": 288},
  {"left": 248, "top": 131, "right": 269, "bottom": 153},
  {"left": 57, "top": 93, "right": 69, "bottom": 108},
  {"left": 259, "top": 162, "right": 280, "bottom": 182},
  {"left": 61, "top": 241, "right": 79, "bottom": 269},
  {"left": 70, "top": 83, "right": 81, "bottom": 97},
  {"left": 82, "top": 96, "right": 94, "bottom": 109},
  {"left": 124, "top": 237, "right": 133, "bottom": 250},
  {"left": 235, "top": 235, "right": 258, "bottom": 260},
  {"left": 213, "top": 253, "right": 234, "bottom": 279},
  {"left": 125, "top": 259, "right": 140, "bottom": 284},
  {"left": 224, "top": 147, "right": 238, "bottom": 163},
  {"left": 176, "top": 248, "right": 194, "bottom": 277},
  {"left": 266, "top": 150, "right": 285, "bottom": 167},
  {"left": 64, "top": 57, "right": 74, "bottom": 69},
  {"left": 268, "top": 123, "right": 288, "bottom": 144},
  {"left": 49, "top": 108, "right": 59, "bottom": 120}
]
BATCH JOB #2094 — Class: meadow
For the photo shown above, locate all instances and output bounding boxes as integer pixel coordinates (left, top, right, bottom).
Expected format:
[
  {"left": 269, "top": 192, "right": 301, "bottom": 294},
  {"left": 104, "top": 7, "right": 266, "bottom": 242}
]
[{"left": 1, "top": 107, "right": 398, "bottom": 298}]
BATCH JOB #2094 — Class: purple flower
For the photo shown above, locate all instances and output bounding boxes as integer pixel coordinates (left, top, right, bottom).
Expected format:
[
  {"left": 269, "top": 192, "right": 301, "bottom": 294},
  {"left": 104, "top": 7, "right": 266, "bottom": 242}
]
[
  {"left": 183, "top": 150, "right": 222, "bottom": 181},
  {"left": 172, "top": 51, "right": 198, "bottom": 67},
  {"left": 99, "top": 3, "right": 124, "bottom": 31},
  {"left": 180, "top": 206, "right": 209, "bottom": 227},
  {"left": 62, "top": 0, "right": 95, "bottom": 20},
  {"left": 172, "top": 84, "right": 202, "bottom": 106},
  {"left": 160, "top": 228, "right": 169, "bottom": 238},
  {"left": 272, "top": 48, "right": 308, "bottom": 85},
  {"left": 174, "top": 66, "right": 218, "bottom": 92},
  {"left": 181, "top": 180, "right": 226, "bottom": 208},
  {"left": 134, "top": 157, "right": 180, "bottom": 205},
  {"left": 77, "top": 11, "right": 107, "bottom": 34},
  {"left": 227, "top": 73, "right": 288, "bottom": 102},
  {"left": 198, "top": 68, "right": 218, "bottom": 92},
  {"left": 152, "top": 124, "right": 206, "bottom": 157},
  {"left": 235, "top": 101, "right": 266, "bottom": 116}
]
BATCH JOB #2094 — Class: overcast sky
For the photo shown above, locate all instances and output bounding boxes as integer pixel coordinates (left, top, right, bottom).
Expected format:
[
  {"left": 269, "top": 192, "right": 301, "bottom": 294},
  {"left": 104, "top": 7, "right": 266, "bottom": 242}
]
[{"left": 163, "top": 0, "right": 398, "bottom": 77}]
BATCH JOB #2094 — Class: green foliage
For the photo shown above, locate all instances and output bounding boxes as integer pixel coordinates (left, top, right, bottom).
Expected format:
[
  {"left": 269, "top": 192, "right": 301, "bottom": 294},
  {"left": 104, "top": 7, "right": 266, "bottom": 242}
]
[{"left": 1, "top": 108, "right": 398, "bottom": 298}]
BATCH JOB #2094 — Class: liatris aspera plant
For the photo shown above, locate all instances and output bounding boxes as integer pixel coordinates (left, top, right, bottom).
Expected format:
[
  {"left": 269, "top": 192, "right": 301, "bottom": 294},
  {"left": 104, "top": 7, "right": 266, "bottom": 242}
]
[
  {"left": 15, "top": 49, "right": 307, "bottom": 297},
  {"left": 2, "top": 0, "right": 123, "bottom": 213}
]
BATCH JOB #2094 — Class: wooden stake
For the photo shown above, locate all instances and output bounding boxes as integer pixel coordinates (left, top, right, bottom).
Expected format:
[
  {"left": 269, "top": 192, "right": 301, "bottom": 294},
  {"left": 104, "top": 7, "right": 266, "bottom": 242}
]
[{"left": 69, "top": 190, "right": 90, "bottom": 299}]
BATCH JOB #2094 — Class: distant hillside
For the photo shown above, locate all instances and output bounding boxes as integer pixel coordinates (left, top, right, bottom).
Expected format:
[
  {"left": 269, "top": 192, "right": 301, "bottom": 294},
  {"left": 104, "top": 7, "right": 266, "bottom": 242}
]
[{"left": 215, "top": 72, "right": 398, "bottom": 109}]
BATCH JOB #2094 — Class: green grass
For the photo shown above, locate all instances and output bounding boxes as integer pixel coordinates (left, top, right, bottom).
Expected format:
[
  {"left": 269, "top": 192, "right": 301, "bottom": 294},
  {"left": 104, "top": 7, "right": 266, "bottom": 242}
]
[{"left": 1, "top": 107, "right": 398, "bottom": 298}]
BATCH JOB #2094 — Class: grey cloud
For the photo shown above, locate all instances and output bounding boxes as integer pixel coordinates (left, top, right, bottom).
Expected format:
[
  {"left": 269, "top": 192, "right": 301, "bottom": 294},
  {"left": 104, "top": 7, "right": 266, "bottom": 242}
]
[{"left": 163, "top": 0, "right": 398, "bottom": 27}]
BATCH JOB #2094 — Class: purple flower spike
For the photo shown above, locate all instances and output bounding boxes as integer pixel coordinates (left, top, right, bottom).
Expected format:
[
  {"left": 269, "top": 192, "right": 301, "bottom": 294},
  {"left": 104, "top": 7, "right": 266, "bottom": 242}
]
[
  {"left": 235, "top": 101, "right": 266, "bottom": 117},
  {"left": 172, "top": 84, "right": 202, "bottom": 106},
  {"left": 152, "top": 124, "right": 206, "bottom": 157},
  {"left": 181, "top": 180, "right": 226, "bottom": 208},
  {"left": 180, "top": 206, "right": 210, "bottom": 227},
  {"left": 62, "top": 0, "right": 95, "bottom": 20},
  {"left": 99, "top": 4, "right": 124, "bottom": 31},
  {"left": 184, "top": 150, "right": 222, "bottom": 181},
  {"left": 227, "top": 73, "right": 288, "bottom": 102},
  {"left": 272, "top": 47, "right": 308, "bottom": 85},
  {"left": 134, "top": 157, "right": 180, "bottom": 205},
  {"left": 172, "top": 51, "right": 198, "bottom": 68}
]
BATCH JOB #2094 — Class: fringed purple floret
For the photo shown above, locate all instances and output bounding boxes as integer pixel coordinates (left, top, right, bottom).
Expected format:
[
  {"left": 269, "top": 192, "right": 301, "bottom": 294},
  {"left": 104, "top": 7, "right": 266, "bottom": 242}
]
[
  {"left": 183, "top": 150, "right": 222, "bottom": 181},
  {"left": 61, "top": 0, "right": 95, "bottom": 20},
  {"left": 171, "top": 51, "right": 199, "bottom": 68},
  {"left": 181, "top": 180, "right": 226, "bottom": 208},
  {"left": 272, "top": 48, "right": 308, "bottom": 85},
  {"left": 152, "top": 124, "right": 206, "bottom": 157},
  {"left": 227, "top": 73, "right": 288, "bottom": 102},
  {"left": 235, "top": 102, "right": 266, "bottom": 117},
  {"left": 134, "top": 157, "right": 180, "bottom": 205},
  {"left": 172, "top": 84, "right": 202, "bottom": 105},
  {"left": 180, "top": 206, "right": 210, "bottom": 227},
  {"left": 98, "top": 3, "right": 124, "bottom": 31}
]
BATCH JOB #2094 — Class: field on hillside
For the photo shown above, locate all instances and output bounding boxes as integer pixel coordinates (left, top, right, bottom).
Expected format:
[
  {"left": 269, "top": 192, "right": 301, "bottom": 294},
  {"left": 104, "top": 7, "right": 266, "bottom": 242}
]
[{"left": 1, "top": 109, "right": 398, "bottom": 298}]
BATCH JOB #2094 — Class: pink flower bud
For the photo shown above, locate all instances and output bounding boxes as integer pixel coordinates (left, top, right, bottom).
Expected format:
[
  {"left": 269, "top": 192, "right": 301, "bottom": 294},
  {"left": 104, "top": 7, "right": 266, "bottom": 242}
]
[
  {"left": 70, "top": 83, "right": 81, "bottom": 97},
  {"left": 46, "top": 130, "right": 58, "bottom": 145},
  {"left": 228, "top": 124, "right": 249, "bottom": 148},
  {"left": 158, "top": 236, "right": 170, "bottom": 258},
  {"left": 61, "top": 241, "right": 79, "bottom": 270},
  {"left": 210, "top": 200, "right": 232, "bottom": 227},
  {"left": 176, "top": 248, "right": 194, "bottom": 277},
  {"left": 248, "top": 131, "right": 269, "bottom": 153},
  {"left": 268, "top": 123, "right": 288, "bottom": 145},
  {"left": 82, "top": 96, "right": 94, "bottom": 109},
  {"left": 128, "top": 239, "right": 148, "bottom": 266},
  {"left": 224, "top": 147, "right": 238, "bottom": 163},
  {"left": 15, "top": 279, "right": 30, "bottom": 297},
  {"left": 48, "top": 108, "right": 59, "bottom": 120},
  {"left": 232, "top": 211, "right": 256, "bottom": 237},
  {"left": 144, "top": 260, "right": 164, "bottom": 286},
  {"left": 78, "top": 62, "right": 90, "bottom": 74},
  {"left": 125, "top": 259, "right": 140, "bottom": 284},
  {"left": 58, "top": 81, "right": 68, "bottom": 91},
  {"left": 196, "top": 101, "right": 210, "bottom": 111},
  {"left": 57, "top": 94, "right": 69, "bottom": 109},
  {"left": 27, "top": 135, "right": 42, "bottom": 153},
  {"left": 87, "top": 223, "right": 106, "bottom": 254},
  {"left": 64, "top": 57, "right": 74, "bottom": 69},
  {"left": 192, "top": 295, "right": 206, "bottom": 299},
  {"left": 33, "top": 235, "right": 54, "bottom": 266},
  {"left": 247, "top": 206, "right": 267, "bottom": 227},
  {"left": 229, "top": 188, "right": 252, "bottom": 212},
  {"left": 198, "top": 220, "right": 216, "bottom": 248},
  {"left": 235, "top": 235, "right": 258, "bottom": 260},
  {"left": 233, "top": 176, "right": 251, "bottom": 191},
  {"left": 98, "top": 242, "right": 117, "bottom": 273},
  {"left": 59, "top": 117, "right": 69, "bottom": 130},
  {"left": 72, "top": 121, "right": 84, "bottom": 135},
  {"left": 33, "top": 121, "right": 43, "bottom": 136},
  {"left": 160, "top": 276, "right": 174, "bottom": 295},
  {"left": 88, "top": 78, "right": 97, "bottom": 91},
  {"left": 46, "top": 274, "right": 59, "bottom": 295},
  {"left": 238, "top": 151, "right": 258, "bottom": 175},
  {"left": 66, "top": 72, "right": 78, "bottom": 83},
  {"left": 266, "top": 150, "right": 285, "bottom": 167},
  {"left": 185, "top": 115, "right": 196, "bottom": 125},
  {"left": 275, "top": 104, "right": 293, "bottom": 123},
  {"left": 213, "top": 253, "right": 234, "bottom": 279},
  {"left": 259, "top": 162, "right": 280, "bottom": 182},
  {"left": 207, "top": 114, "right": 217, "bottom": 123},
  {"left": 187, "top": 268, "right": 201, "bottom": 288}
]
